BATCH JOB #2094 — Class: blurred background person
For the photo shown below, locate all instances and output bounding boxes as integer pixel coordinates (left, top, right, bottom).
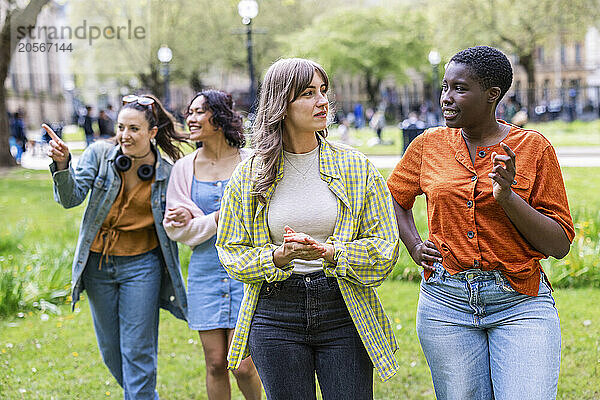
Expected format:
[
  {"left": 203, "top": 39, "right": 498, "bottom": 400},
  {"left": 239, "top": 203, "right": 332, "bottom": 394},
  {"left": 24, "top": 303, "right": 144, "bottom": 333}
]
[
  {"left": 9, "top": 110, "right": 27, "bottom": 164},
  {"left": 82, "top": 105, "right": 96, "bottom": 147},
  {"left": 98, "top": 109, "right": 116, "bottom": 139}
]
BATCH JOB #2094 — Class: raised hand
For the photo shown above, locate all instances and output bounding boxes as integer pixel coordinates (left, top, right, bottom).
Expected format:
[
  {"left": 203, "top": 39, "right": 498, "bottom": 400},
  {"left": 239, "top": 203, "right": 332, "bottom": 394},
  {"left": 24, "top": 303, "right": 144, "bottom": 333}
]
[
  {"left": 164, "top": 206, "right": 192, "bottom": 227},
  {"left": 488, "top": 142, "right": 516, "bottom": 204},
  {"left": 409, "top": 240, "right": 442, "bottom": 271},
  {"left": 44, "top": 123, "right": 70, "bottom": 170}
]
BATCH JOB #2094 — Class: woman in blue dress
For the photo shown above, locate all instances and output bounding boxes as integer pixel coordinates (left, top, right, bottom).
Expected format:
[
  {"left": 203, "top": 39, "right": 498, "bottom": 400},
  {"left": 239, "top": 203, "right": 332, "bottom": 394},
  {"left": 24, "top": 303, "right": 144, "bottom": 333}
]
[{"left": 163, "top": 90, "right": 261, "bottom": 400}]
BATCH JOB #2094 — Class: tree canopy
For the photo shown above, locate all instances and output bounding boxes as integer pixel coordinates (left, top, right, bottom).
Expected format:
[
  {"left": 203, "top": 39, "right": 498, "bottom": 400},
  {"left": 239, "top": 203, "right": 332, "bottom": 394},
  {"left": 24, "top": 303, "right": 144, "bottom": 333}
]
[
  {"left": 281, "top": 5, "right": 431, "bottom": 106},
  {"left": 426, "top": 0, "right": 600, "bottom": 110}
]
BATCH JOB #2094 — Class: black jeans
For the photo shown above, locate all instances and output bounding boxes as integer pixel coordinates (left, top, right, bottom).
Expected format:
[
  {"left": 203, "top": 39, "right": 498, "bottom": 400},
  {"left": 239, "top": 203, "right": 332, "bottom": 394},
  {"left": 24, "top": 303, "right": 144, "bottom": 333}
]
[{"left": 248, "top": 271, "right": 373, "bottom": 400}]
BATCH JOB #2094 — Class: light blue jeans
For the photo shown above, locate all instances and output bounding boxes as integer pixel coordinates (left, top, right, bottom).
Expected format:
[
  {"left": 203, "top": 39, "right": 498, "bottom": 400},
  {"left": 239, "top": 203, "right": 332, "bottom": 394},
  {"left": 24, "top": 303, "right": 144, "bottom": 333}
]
[
  {"left": 82, "top": 249, "right": 161, "bottom": 400},
  {"left": 417, "top": 263, "right": 560, "bottom": 400}
]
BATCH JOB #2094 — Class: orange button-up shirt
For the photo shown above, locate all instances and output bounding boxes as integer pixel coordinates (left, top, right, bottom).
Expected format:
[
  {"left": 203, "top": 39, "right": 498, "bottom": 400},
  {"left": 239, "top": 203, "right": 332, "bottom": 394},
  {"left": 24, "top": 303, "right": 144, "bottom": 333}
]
[{"left": 387, "top": 123, "right": 575, "bottom": 296}]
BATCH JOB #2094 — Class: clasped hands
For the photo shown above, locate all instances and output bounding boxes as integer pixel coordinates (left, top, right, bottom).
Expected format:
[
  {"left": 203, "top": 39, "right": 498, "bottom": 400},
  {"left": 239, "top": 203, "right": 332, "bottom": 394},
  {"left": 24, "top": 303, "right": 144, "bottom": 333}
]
[
  {"left": 164, "top": 207, "right": 220, "bottom": 227},
  {"left": 273, "top": 226, "right": 335, "bottom": 268}
]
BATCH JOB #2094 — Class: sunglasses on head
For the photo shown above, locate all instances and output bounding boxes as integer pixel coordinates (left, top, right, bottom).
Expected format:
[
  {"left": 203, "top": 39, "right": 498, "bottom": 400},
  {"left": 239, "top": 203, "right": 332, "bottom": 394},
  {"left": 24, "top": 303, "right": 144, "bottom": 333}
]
[{"left": 122, "top": 95, "right": 155, "bottom": 108}]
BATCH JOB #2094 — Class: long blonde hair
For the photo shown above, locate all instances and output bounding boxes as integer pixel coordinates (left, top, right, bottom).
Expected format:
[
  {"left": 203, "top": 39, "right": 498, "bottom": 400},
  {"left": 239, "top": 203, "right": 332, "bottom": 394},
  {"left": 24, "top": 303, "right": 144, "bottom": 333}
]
[{"left": 251, "top": 58, "right": 329, "bottom": 203}]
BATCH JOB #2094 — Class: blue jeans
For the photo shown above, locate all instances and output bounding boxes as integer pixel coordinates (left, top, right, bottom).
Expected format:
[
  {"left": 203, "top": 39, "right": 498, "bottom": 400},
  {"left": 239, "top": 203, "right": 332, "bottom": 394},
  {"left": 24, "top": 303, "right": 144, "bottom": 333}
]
[
  {"left": 248, "top": 272, "right": 373, "bottom": 400},
  {"left": 417, "top": 263, "right": 561, "bottom": 400},
  {"left": 82, "top": 249, "right": 162, "bottom": 400}
]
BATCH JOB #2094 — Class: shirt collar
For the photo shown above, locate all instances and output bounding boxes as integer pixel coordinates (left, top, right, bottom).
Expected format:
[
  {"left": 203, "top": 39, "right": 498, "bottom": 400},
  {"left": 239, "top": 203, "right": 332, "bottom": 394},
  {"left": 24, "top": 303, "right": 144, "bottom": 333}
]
[{"left": 317, "top": 133, "right": 341, "bottom": 180}]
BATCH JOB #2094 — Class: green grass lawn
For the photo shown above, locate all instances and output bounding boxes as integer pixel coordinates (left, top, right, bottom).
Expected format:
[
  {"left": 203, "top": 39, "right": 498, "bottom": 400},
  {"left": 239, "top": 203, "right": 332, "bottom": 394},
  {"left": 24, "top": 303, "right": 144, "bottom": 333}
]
[
  {"left": 0, "top": 281, "right": 598, "bottom": 399},
  {"left": 1, "top": 159, "right": 599, "bottom": 398},
  {"left": 61, "top": 125, "right": 85, "bottom": 143}
]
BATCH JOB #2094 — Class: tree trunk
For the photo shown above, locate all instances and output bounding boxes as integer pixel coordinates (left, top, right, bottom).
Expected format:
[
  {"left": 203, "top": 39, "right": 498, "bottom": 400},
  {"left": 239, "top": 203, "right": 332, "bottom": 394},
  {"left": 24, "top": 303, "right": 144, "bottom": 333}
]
[
  {"left": 0, "top": 0, "right": 50, "bottom": 167},
  {"left": 138, "top": 63, "right": 163, "bottom": 99},
  {"left": 519, "top": 52, "right": 536, "bottom": 118},
  {"left": 364, "top": 70, "right": 381, "bottom": 108},
  {"left": 0, "top": 85, "right": 16, "bottom": 167},
  {"left": 189, "top": 70, "right": 204, "bottom": 93}
]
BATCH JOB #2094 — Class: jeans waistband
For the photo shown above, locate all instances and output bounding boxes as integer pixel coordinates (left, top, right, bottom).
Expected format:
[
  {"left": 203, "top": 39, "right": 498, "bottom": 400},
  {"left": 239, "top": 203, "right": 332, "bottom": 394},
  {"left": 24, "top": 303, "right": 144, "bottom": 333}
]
[
  {"left": 445, "top": 268, "right": 506, "bottom": 285},
  {"left": 277, "top": 271, "right": 338, "bottom": 288}
]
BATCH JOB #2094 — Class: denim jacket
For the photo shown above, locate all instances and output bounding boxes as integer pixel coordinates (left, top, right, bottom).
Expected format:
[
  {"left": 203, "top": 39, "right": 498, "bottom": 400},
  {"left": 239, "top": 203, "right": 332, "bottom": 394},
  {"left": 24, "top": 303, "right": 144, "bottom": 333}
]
[{"left": 50, "top": 140, "right": 187, "bottom": 320}]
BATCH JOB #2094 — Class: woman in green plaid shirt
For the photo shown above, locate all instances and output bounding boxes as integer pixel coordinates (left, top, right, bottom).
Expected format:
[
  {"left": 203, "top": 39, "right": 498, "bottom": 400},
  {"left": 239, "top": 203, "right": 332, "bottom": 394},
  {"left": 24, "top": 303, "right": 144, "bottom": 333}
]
[{"left": 216, "top": 58, "right": 400, "bottom": 399}]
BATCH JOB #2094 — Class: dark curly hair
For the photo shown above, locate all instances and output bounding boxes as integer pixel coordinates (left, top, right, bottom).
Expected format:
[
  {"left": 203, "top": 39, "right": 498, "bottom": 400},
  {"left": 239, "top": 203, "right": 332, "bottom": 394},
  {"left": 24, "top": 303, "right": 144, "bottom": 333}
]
[
  {"left": 450, "top": 45, "right": 513, "bottom": 105},
  {"left": 186, "top": 90, "right": 245, "bottom": 148},
  {"left": 120, "top": 94, "right": 186, "bottom": 161}
]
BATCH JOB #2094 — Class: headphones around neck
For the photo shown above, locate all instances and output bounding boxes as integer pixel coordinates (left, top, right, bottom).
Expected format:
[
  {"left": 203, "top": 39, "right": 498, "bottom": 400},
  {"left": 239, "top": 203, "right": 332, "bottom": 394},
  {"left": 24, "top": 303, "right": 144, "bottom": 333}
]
[{"left": 114, "top": 149, "right": 155, "bottom": 181}]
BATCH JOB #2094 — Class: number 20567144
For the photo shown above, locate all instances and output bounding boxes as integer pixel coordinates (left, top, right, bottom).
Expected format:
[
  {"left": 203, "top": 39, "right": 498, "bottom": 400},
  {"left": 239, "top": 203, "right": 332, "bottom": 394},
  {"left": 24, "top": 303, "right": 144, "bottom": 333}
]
[{"left": 18, "top": 42, "right": 73, "bottom": 52}]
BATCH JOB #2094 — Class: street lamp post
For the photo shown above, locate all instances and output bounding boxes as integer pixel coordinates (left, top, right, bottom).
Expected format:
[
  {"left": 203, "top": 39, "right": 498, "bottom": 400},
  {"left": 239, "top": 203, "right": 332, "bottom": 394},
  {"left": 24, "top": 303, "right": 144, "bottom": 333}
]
[
  {"left": 428, "top": 50, "right": 442, "bottom": 104},
  {"left": 238, "top": 0, "right": 258, "bottom": 115},
  {"left": 428, "top": 50, "right": 442, "bottom": 125},
  {"left": 157, "top": 45, "right": 173, "bottom": 110}
]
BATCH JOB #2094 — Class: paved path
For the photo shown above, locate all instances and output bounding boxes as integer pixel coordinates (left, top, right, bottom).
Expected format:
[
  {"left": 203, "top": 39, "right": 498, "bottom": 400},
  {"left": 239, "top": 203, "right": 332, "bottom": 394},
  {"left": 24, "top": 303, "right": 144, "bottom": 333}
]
[{"left": 19, "top": 142, "right": 600, "bottom": 170}]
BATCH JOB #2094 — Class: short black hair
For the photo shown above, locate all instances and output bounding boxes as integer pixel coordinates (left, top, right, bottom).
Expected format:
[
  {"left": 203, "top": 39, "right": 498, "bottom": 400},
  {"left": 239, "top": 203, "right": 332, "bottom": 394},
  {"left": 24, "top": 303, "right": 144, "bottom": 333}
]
[{"left": 450, "top": 46, "right": 513, "bottom": 104}]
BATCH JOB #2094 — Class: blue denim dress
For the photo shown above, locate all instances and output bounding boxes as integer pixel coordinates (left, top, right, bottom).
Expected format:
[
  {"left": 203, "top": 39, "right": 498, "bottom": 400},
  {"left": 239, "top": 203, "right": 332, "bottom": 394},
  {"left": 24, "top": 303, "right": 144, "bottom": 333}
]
[{"left": 187, "top": 177, "right": 243, "bottom": 330}]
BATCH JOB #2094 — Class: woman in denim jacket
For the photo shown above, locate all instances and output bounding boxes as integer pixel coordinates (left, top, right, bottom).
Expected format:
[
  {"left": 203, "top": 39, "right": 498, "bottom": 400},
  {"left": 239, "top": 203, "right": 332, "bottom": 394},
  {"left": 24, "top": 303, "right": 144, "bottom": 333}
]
[{"left": 46, "top": 95, "right": 188, "bottom": 400}]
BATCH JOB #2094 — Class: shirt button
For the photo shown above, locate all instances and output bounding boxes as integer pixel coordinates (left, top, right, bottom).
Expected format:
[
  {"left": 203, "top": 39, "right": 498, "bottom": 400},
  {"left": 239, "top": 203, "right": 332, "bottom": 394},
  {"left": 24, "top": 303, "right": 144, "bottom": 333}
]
[
  {"left": 223, "top": 293, "right": 229, "bottom": 298},
  {"left": 478, "top": 150, "right": 486, "bottom": 158},
  {"left": 305, "top": 276, "right": 311, "bottom": 283},
  {"left": 222, "top": 278, "right": 228, "bottom": 282},
  {"left": 217, "top": 181, "right": 222, "bottom": 187},
  {"left": 512, "top": 179, "right": 517, "bottom": 185},
  {"left": 471, "top": 175, "right": 477, "bottom": 182},
  {"left": 466, "top": 200, "right": 473, "bottom": 208},
  {"left": 467, "top": 231, "right": 475, "bottom": 239},
  {"left": 474, "top": 260, "right": 481, "bottom": 268}
]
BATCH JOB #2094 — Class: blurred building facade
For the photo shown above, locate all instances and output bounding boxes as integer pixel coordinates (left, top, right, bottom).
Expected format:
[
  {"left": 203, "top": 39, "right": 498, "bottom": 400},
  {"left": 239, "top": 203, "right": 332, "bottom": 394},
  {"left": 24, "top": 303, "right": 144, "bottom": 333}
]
[
  {"left": 510, "top": 27, "right": 600, "bottom": 120},
  {"left": 3, "top": 1, "right": 72, "bottom": 129}
]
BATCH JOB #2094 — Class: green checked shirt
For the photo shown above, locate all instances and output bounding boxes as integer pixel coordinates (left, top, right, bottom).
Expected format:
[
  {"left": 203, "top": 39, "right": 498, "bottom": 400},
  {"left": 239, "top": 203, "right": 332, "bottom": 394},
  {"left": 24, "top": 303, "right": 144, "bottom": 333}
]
[{"left": 216, "top": 136, "right": 400, "bottom": 381}]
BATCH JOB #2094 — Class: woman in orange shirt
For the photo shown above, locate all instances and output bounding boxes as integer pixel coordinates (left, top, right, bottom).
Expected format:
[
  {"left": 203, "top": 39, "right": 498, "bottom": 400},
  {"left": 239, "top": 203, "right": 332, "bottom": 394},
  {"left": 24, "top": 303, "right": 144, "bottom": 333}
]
[{"left": 387, "top": 46, "right": 574, "bottom": 400}]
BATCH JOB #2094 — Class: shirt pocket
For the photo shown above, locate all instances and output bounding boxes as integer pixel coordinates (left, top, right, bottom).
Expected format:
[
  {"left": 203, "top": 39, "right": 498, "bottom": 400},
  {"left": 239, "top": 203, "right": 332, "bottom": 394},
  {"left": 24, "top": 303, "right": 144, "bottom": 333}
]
[
  {"left": 511, "top": 172, "right": 531, "bottom": 201},
  {"left": 93, "top": 175, "right": 109, "bottom": 191},
  {"left": 88, "top": 175, "right": 109, "bottom": 207}
]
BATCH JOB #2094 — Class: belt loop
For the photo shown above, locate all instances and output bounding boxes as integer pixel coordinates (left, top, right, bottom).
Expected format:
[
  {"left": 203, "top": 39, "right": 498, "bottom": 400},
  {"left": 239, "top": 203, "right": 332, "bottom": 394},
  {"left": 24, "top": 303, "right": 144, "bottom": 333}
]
[
  {"left": 494, "top": 271, "right": 503, "bottom": 286},
  {"left": 438, "top": 265, "right": 447, "bottom": 281}
]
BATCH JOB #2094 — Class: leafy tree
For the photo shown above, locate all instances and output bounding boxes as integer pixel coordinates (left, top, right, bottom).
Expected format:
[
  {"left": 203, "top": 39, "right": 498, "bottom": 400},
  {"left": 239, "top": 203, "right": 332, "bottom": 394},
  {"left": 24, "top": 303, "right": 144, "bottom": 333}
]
[
  {"left": 281, "top": 5, "right": 432, "bottom": 106},
  {"left": 0, "top": 0, "right": 50, "bottom": 167},
  {"left": 64, "top": 0, "right": 322, "bottom": 111},
  {"left": 426, "top": 0, "right": 600, "bottom": 112}
]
